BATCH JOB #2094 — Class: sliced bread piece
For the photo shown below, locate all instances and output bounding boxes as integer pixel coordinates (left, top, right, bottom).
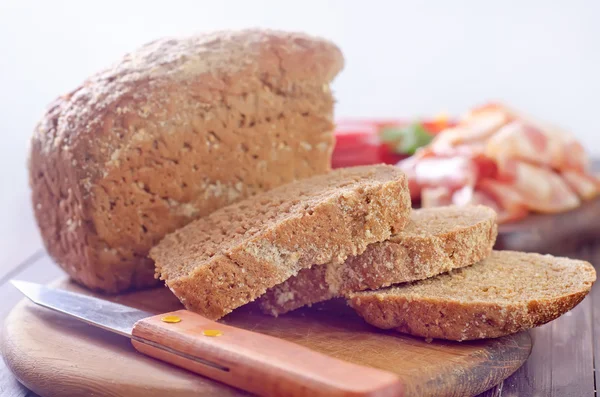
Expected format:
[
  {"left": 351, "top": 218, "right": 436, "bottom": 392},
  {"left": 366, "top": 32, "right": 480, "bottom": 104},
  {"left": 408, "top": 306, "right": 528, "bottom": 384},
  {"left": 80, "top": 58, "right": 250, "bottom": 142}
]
[
  {"left": 348, "top": 250, "right": 596, "bottom": 341},
  {"left": 258, "top": 205, "right": 498, "bottom": 316},
  {"left": 150, "top": 165, "right": 411, "bottom": 319}
]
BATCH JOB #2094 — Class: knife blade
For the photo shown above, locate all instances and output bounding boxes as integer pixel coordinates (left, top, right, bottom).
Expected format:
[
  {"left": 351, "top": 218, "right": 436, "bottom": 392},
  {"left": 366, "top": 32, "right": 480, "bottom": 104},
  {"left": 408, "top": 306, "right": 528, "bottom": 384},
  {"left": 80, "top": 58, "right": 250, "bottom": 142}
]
[
  {"left": 10, "top": 280, "right": 227, "bottom": 371},
  {"left": 11, "top": 280, "right": 150, "bottom": 337},
  {"left": 11, "top": 280, "right": 403, "bottom": 397}
]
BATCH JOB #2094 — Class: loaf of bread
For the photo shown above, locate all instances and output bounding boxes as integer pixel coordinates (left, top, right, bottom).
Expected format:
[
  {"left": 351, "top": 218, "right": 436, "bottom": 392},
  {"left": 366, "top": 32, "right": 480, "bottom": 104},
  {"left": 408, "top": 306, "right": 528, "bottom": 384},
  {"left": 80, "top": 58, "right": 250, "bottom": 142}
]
[
  {"left": 29, "top": 30, "right": 344, "bottom": 293},
  {"left": 150, "top": 165, "right": 411, "bottom": 319},
  {"left": 349, "top": 250, "right": 596, "bottom": 341},
  {"left": 258, "top": 205, "right": 498, "bottom": 316}
]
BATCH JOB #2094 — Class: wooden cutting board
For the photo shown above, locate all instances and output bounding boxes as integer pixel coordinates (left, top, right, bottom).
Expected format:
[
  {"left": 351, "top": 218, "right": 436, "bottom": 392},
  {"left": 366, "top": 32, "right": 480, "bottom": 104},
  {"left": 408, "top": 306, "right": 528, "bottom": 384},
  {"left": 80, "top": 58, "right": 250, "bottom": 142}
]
[{"left": 2, "top": 278, "right": 531, "bottom": 397}]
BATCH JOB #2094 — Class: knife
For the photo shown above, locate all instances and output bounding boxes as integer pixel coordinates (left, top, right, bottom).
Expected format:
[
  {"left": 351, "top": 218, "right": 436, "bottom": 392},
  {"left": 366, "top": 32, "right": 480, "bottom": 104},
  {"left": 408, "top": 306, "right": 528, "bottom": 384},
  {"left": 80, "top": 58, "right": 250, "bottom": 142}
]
[{"left": 11, "top": 280, "right": 403, "bottom": 397}]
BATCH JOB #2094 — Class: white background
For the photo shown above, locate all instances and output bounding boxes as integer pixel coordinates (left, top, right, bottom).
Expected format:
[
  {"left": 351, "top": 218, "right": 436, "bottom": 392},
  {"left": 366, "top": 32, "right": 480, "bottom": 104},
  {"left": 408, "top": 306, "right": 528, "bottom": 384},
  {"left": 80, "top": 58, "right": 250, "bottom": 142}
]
[{"left": 0, "top": 0, "right": 598, "bottom": 270}]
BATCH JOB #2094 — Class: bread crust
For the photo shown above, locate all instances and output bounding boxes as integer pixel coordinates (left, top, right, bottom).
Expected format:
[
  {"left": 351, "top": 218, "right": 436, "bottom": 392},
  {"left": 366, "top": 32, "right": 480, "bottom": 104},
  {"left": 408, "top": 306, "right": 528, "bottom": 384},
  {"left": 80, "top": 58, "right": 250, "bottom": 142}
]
[
  {"left": 29, "top": 30, "right": 344, "bottom": 293},
  {"left": 349, "top": 251, "right": 596, "bottom": 341},
  {"left": 150, "top": 165, "right": 411, "bottom": 319},
  {"left": 258, "top": 206, "right": 498, "bottom": 316}
]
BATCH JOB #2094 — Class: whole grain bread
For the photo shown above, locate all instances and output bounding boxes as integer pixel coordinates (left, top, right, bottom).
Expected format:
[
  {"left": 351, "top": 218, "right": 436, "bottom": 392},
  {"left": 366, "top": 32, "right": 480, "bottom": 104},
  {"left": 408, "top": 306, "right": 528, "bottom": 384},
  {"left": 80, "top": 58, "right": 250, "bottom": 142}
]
[
  {"left": 258, "top": 205, "right": 498, "bottom": 316},
  {"left": 150, "top": 165, "right": 411, "bottom": 319},
  {"left": 349, "top": 250, "right": 596, "bottom": 341},
  {"left": 29, "top": 29, "right": 344, "bottom": 293}
]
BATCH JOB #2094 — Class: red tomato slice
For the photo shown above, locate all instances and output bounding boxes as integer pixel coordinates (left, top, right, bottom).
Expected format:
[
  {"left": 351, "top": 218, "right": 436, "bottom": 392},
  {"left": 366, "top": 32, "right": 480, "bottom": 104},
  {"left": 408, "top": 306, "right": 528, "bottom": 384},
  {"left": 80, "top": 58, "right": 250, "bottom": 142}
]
[
  {"left": 332, "top": 118, "right": 457, "bottom": 168},
  {"left": 331, "top": 149, "right": 382, "bottom": 168},
  {"left": 334, "top": 122, "right": 379, "bottom": 150},
  {"left": 332, "top": 121, "right": 381, "bottom": 168}
]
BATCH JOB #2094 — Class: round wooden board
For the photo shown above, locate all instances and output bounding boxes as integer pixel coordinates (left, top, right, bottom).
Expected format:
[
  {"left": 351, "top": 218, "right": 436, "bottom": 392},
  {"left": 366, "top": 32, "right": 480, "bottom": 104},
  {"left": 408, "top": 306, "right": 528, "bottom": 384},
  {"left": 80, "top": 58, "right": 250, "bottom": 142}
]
[{"left": 2, "top": 279, "right": 532, "bottom": 397}]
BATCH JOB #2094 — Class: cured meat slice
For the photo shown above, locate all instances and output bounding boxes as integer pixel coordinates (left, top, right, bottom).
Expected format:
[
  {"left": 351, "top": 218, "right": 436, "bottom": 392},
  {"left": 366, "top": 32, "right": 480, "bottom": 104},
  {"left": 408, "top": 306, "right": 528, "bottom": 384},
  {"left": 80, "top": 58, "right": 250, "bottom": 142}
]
[
  {"left": 485, "top": 120, "right": 588, "bottom": 172},
  {"left": 561, "top": 170, "right": 599, "bottom": 200},
  {"left": 506, "top": 161, "right": 580, "bottom": 213},
  {"left": 397, "top": 103, "right": 593, "bottom": 222}
]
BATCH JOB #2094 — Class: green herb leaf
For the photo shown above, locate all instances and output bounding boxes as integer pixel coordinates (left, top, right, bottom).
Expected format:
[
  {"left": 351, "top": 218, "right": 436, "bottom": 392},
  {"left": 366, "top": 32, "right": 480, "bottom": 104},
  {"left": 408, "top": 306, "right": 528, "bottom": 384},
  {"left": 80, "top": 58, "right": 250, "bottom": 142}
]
[
  {"left": 381, "top": 123, "right": 433, "bottom": 154},
  {"left": 380, "top": 126, "right": 406, "bottom": 143}
]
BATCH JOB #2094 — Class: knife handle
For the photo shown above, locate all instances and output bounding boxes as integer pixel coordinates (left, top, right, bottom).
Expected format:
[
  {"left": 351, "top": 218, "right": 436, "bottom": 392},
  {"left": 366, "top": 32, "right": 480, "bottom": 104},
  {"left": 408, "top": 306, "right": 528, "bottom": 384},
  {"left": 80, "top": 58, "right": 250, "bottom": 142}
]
[{"left": 131, "top": 309, "right": 403, "bottom": 397}]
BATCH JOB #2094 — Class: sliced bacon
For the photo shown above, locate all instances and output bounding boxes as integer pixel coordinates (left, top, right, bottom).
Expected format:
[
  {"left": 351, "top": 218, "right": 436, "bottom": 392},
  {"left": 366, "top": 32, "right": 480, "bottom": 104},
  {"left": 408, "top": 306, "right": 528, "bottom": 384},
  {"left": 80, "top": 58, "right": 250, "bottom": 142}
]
[
  {"left": 451, "top": 185, "right": 475, "bottom": 206},
  {"left": 429, "top": 103, "right": 512, "bottom": 154},
  {"left": 485, "top": 120, "right": 588, "bottom": 172},
  {"left": 470, "top": 191, "right": 502, "bottom": 213},
  {"left": 494, "top": 208, "right": 529, "bottom": 224},
  {"left": 494, "top": 156, "right": 518, "bottom": 182},
  {"left": 561, "top": 170, "right": 599, "bottom": 200},
  {"left": 398, "top": 155, "right": 480, "bottom": 201},
  {"left": 397, "top": 156, "right": 421, "bottom": 200},
  {"left": 421, "top": 186, "right": 453, "bottom": 208},
  {"left": 476, "top": 179, "right": 528, "bottom": 223},
  {"left": 398, "top": 103, "right": 593, "bottom": 223},
  {"left": 472, "top": 154, "right": 498, "bottom": 180},
  {"left": 413, "top": 157, "right": 478, "bottom": 189},
  {"left": 430, "top": 141, "right": 487, "bottom": 158},
  {"left": 563, "top": 140, "right": 589, "bottom": 172},
  {"left": 523, "top": 123, "right": 548, "bottom": 152},
  {"left": 508, "top": 161, "right": 580, "bottom": 213},
  {"left": 477, "top": 179, "right": 526, "bottom": 212},
  {"left": 485, "top": 121, "right": 551, "bottom": 168},
  {"left": 431, "top": 108, "right": 509, "bottom": 151}
]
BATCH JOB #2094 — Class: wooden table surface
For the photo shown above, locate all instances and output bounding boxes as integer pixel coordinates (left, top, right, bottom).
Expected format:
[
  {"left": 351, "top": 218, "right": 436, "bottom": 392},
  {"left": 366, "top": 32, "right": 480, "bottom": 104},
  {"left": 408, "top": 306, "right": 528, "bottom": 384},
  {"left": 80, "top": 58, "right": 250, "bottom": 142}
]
[{"left": 0, "top": 148, "right": 599, "bottom": 396}]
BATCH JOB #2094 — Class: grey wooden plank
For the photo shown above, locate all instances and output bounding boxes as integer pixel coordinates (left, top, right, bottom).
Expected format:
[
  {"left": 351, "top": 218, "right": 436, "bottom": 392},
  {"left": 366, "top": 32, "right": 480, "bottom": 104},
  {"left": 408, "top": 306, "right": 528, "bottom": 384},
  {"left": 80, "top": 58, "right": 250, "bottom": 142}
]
[
  {"left": 1, "top": 253, "right": 64, "bottom": 397},
  {"left": 591, "top": 249, "right": 600, "bottom": 397},
  {"left": 0, "top": 192, "right": 43, "bottom": 282},
  {"left": 0, "top": 250, "right": 44, "bottom": 291},
  {"left": 0, "top": 371, "right": 29, "bottom": 397},
  {"left": 501, "top": 245, "right": 597, "bottom": 397},
  {"left": 0, "top": 253, "right": 63, "bottom": 320},
  {"left": 501, "top": 323, "right": 552, "bottom": 396},
  {"left": 549, "top": 293, "right": 595, "bottom": 397}
]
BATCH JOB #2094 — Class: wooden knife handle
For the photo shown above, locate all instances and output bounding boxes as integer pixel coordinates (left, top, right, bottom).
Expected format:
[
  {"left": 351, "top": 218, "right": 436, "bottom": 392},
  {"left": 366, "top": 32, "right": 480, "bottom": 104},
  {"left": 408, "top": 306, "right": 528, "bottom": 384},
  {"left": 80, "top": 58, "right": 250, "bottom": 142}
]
[{"left": 131, "top": 309, "right": 403, "bottom": 397}]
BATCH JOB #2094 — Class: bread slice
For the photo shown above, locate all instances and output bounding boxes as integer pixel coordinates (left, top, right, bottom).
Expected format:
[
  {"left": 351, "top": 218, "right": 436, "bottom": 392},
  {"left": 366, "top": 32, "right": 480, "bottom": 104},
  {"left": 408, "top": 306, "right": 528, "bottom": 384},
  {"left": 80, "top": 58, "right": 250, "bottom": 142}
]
[
  {"left": 349, "top": 250, "right": 596, "bottom": 341},
  {"left": 150, "top": 165, "right": 411, "bottom": 319},
  {"left": 258, "top": 205, "right": 498, "bottom": 316},
  {"left": 30, "top": 29, "right": 344, "bottom": 293}
]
